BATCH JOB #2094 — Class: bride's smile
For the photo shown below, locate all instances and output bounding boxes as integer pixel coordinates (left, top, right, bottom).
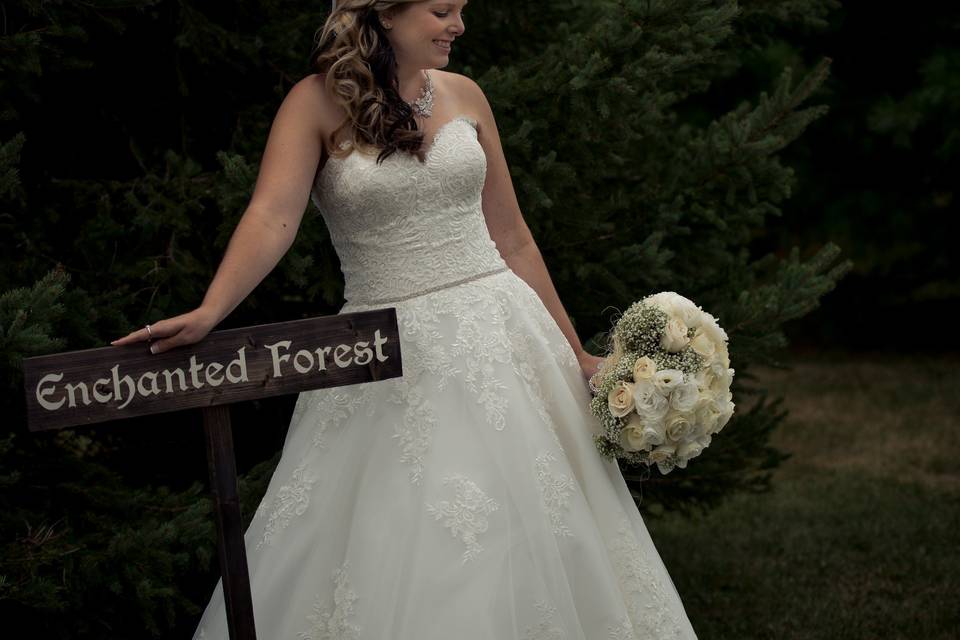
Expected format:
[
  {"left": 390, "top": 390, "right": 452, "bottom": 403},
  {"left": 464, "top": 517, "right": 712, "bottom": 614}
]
[{"left": 376, "top": 0, "right": 468, "bottom": 95}]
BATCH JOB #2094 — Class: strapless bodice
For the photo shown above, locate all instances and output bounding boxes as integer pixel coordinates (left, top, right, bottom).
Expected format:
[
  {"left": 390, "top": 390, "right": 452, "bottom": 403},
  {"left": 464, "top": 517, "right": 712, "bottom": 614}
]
[{"left": 310, "top": 115, "right": 508, "bottom": 307}]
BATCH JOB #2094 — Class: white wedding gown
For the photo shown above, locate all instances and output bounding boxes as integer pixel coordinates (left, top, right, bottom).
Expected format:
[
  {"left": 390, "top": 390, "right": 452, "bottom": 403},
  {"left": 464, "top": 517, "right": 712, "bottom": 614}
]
[{"left": 193, "top": 114, "right": 699, "bottom": 639}]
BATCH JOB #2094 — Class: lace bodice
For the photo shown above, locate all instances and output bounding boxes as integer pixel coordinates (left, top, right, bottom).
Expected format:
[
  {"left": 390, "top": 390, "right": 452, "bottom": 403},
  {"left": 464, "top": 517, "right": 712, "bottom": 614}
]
[{"left": 310, "top": 115, "right": 508, "bottom": 306}]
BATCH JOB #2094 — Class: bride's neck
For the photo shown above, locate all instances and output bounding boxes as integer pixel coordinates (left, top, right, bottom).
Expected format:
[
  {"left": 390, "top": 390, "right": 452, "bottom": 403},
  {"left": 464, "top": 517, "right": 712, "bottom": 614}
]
[{"left": 396, "top": 67, "right": 427, "bottom": 104}]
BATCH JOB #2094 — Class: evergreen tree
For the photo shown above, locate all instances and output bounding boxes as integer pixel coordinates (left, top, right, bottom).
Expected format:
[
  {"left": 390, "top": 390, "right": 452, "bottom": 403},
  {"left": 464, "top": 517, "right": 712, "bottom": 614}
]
[{"left": 1, "top": 0, "right": 850, "bottom": 635}]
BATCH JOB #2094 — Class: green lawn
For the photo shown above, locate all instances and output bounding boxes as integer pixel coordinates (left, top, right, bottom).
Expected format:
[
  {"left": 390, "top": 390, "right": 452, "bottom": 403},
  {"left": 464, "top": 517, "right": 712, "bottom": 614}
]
[{"left": 645, "top": 351, "right": 960, "bottom": 639}]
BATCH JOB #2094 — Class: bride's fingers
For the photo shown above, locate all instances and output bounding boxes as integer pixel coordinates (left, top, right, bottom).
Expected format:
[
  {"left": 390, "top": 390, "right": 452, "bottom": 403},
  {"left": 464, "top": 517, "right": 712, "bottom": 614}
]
[
  {"left": 148, "top": 334, "right": 182, "bottom": 355},
  {"left": 110, "top": 327, "right": 151, "bottom": 346},
  {"left": 110, "top": 319, "right": 176, "bottom": 347}
]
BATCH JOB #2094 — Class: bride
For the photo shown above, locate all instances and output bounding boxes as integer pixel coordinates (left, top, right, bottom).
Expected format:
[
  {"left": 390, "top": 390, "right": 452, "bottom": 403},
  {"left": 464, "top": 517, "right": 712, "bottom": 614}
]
[{"left": 113, "top": 1, "right": 700, "bottom": 638}]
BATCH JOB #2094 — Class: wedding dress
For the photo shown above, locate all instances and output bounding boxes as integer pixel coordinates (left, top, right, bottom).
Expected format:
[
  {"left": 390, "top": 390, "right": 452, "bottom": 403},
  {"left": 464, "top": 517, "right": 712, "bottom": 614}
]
[{"left": 192, "top": 114, "right": 699, "bottom": 639}]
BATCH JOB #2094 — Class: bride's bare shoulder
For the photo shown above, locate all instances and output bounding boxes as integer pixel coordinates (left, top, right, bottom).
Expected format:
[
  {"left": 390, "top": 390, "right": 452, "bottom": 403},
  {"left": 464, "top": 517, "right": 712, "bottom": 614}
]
[
  {"left": 291, "top": 73, "right": 349, "bottom": 144},
  {"left": 434, "top": 69, "right": 477, "bottom": 101},
  {"left": 434, "top": 70, "right": 487, "bottom": 123}
]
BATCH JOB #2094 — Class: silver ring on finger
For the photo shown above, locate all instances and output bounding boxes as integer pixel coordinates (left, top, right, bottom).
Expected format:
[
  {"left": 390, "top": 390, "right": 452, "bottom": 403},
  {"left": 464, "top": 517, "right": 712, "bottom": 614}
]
[{"left": 145, "top": 324, "right": 153, "bottom": 340}]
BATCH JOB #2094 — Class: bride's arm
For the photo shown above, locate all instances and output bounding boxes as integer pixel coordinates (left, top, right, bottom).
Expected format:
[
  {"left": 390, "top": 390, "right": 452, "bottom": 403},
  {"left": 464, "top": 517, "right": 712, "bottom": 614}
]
[
  {"left": 458, "top": 75, "right": 588, "bottom": 361},
  {"left": 201, "top": 75, "right": 330, "bottom": 326},
  {"left": 113, "top": 75, "right": 333, "bottom": 352}
]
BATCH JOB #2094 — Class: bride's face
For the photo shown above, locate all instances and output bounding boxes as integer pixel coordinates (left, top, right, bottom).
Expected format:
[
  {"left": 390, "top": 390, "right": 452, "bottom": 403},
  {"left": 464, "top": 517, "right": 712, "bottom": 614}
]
[{"left": 380, "top": 1, "right": 467, "bottom": 68}]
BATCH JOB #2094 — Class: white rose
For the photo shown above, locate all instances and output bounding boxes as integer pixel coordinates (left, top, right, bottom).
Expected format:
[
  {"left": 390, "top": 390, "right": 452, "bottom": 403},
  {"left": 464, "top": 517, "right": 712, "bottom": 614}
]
[
  {"left": 653, "top": 369, "right": 684, "bottom": 395},
  {"left": 712, "top": 341, "right": 731, "bottom": 369},
  {"left": 671, "top": 297, "right": 702, "bottom": 327},
  {"left": 676, "top": 439, "right": 705, "bottom": 460},
  {"left": 715, "top": 400, "right": 735, "bottom": 432},
  {"left": 699, "top": 313, "right": 728, "bottom": 346},
  {"left": 607, "top": 380, "right": 636, "bottom": 418},
  {"left": 619, "top": 421, "right": 645, "bottom": 452},
  {"left": 692, "top": 370, "right": 711, "bottom": 394},
  {"left": 694, "top": 390, "right": 713, "bottom": 411},
  {"left": 695, "top": 398, "right": 723, "bottom": 433},
  {"left": 690, "top": 328, "right": 716, "bottom": 358},
  {"left": 647, "top": 443, "right": 676, "bottom": 464},
  {"left": 689, "top": 421, "right": 710, "bottom": 440},
  {"left": 646, "top": 292, "right": 701, "bottom": 326},
  {"left": 660, "top": 317, "right": 689, "bottom": 353},
  {"left": 632, "top": 381, "right": 670, "bottom": 420},
  {"left": 642, "top": 423, "right": 665, "bottom": 447},
  {"left": 619, "top": 413, "right": 660, "bottom": 452},
  {"left": 664, "top": 412, "right": 694, "bottom": 443},
  {"left": 708, "top": 362, "right": 734, "bottom": 392},
  {"left": 669, "top": 380, "right": 700, "bottom": 412},
  {"left": 632, "top": 356, "right": 657, "bottom": 381},
  {"left": 644, "top": 291, "right": 681, "bottom": 313}
]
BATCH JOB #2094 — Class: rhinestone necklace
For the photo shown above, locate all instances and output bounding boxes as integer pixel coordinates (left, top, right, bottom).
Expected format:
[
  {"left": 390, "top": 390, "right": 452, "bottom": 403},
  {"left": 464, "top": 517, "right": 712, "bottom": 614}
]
[{"left": 409, "top": 70, "right": 434, "bottom": 118}]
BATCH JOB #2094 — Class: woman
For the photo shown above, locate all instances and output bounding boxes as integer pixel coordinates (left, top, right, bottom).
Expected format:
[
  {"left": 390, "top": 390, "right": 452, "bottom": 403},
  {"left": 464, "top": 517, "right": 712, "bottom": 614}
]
[{"left": 113, "top": 1, "right": 699, "bottom": 638}]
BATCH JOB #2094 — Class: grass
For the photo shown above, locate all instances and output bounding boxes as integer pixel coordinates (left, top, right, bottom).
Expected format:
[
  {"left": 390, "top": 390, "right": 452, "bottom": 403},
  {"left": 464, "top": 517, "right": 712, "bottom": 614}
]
[{"left": 645, "top": 350, "right": 960, "bottom": 639}]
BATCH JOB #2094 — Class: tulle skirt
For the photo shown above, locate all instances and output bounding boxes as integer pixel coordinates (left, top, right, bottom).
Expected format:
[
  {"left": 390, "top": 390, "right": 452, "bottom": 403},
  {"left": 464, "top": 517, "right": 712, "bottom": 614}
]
[{"left": 193, "top": 268, "right": 698, "bottom": 640}]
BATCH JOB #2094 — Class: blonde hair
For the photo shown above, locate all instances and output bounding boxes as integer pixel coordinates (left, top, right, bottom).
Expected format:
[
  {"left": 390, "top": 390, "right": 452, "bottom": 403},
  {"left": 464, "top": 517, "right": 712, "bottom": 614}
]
[{"left": 310, "top": 0, "right": 432, "bottom": 164}]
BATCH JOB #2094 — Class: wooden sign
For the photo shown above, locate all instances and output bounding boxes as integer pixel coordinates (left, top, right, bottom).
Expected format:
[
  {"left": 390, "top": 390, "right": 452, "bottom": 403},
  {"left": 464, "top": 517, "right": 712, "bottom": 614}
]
[
  {"left": 22, "top": 308, "right": 403, "bottom": 640},
  {"left": 23, "top": 309, "right": 402, "bottom": 432}
]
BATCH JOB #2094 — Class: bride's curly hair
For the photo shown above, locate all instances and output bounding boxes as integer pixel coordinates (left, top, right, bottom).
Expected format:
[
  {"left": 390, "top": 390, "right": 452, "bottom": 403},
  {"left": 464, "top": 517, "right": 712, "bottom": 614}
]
[{"left": 310, "top": 0, "right": 430, "bottom": 165}]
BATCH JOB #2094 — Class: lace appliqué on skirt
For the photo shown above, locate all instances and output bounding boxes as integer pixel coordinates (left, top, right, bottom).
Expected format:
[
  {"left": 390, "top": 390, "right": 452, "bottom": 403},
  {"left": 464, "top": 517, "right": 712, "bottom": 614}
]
[
  {"left": 298, "top": 561, "right": 361, "bottom": 640},
  {"left": 425, "top": 473, "right": 500, "bottom": 564},
  {"left": 254, "top": 386, "right": 376, "bottom": 548},
  {"left": 522, "top": 599, "right": 567, "bottom": 640},
  {"left": 255, "top": 462, "right": 318, "bottom": 550},
  {"left": 534, "top": 452, "right": 576, "bottom": 538},
  {"left": 387, "top": 377, "right": 437, "bottom": 486},
  {"left": 607, "top": 516, "right": 685, "bottom": 638}
]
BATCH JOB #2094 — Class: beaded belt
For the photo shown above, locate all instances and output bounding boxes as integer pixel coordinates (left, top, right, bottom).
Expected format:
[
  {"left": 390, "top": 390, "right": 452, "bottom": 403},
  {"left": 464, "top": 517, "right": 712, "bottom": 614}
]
[{"left": 347, "top": 265, "right": 511, "bottom": 306}]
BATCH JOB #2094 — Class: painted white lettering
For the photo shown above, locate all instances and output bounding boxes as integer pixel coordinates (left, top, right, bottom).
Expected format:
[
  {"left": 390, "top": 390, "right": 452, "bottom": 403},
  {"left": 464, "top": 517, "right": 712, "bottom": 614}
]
[
  {"left": 225, "top": 347, "right": 248, "bottom": 383},
  {"left": 112, "top": 364, "right": 137, "bottom": 409},
  {"left": 188, "top": 356, "right": 204, "bottom": 389},
  {"left": 333, "top": 343, "right": 352, "bottom": 368},
  {"left": 161, "top": 368, "right": 188, "bottom": 393},
  {"left": 313, "top": 345, "right": 333, "bottom": 370},
  {"left": 37, "top": 372, "right": 65, "bottom": 411},
  {"left": 92, "top": 377, "right": 112, "bottom": 403},
  {"left": 264, "top": 340, "right": 292, "bottom": 377},
  {"left": 137, "top": 371, "right": 161, "bottom": 397},
  {"left": 64, "top": 381, "right": 91, "bottom": 408},
  {"left": 206, "top": 361, "right": 224, "bottom": 386},
  {"left": 353, "top": 341, "right": 373, "bottom": 366},
  {"left": 293, "top": 348, "right": 314, "bottom": 374},
  {"left": 373, "top": 329, "right": 389, "bottom": 362}
]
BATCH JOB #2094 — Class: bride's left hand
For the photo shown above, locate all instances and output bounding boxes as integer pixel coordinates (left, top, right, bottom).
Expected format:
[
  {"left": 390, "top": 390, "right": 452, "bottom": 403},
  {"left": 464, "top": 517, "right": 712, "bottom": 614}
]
[{"left": 576, "top": 350, "right": 606, "bottom": 385}]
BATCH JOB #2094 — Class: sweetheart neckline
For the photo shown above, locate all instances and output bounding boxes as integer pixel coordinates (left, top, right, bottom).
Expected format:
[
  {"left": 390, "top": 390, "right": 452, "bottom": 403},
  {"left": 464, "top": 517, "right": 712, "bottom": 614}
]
[{"left": 323, "top": 114, "right": 478, "bottom": 170}]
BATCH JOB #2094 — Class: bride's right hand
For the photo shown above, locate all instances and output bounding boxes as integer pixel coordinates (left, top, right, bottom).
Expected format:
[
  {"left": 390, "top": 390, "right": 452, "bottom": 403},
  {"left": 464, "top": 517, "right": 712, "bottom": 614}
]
[{"left": 110, "top": 307, "right": 219, "bottom": 354}]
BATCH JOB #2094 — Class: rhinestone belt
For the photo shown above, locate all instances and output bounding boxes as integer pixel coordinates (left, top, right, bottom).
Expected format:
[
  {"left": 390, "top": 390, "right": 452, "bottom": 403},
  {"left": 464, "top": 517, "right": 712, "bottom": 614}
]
[{"left": 347, "top": 265, "right": 511, "bottom": 306}]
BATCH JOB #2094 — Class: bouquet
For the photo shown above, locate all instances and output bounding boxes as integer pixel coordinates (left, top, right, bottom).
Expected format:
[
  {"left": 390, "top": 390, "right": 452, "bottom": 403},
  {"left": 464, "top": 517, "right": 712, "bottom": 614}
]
[{"left": 588, "top": 292, "right": 735, "bottom": 474}]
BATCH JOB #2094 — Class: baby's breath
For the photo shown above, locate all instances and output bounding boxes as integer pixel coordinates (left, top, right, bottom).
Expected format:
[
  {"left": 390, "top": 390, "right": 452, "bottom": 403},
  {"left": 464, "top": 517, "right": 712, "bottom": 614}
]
[
  {"left": 593, "top": 434, "right": 621, "bottom": 460},
  {"left": 653, "top": 347, "right": 704, "bottom": 376},
  {"left": 613, "top": 303, "right": 667, "bottom": 354}
]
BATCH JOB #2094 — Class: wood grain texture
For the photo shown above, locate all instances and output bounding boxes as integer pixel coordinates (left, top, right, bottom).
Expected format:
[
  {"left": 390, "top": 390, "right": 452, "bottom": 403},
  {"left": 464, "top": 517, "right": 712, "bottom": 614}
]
[{"left": 23, "top": 308, "right": 402, "bottom": 431}]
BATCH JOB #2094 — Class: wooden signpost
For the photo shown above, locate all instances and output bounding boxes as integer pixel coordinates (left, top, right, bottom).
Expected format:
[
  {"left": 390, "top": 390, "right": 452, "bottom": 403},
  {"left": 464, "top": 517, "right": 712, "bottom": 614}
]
[{"left": 22, "top": 309, "right": 403, "bottom": 640}]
